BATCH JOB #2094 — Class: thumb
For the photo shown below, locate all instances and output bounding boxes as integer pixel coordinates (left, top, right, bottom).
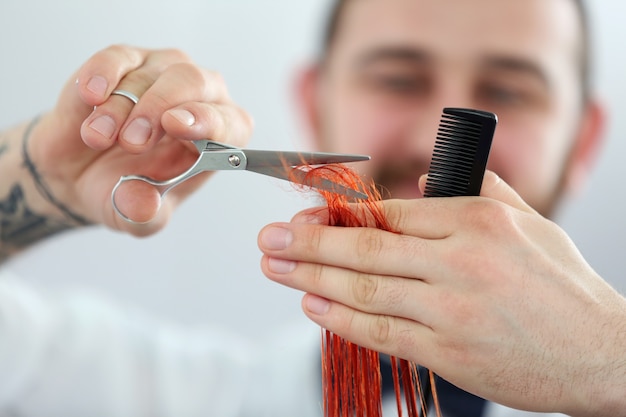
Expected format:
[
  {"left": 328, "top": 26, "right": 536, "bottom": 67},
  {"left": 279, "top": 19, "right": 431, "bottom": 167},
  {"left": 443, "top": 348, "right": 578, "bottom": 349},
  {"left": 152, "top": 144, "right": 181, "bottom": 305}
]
[
  {"left": 418, "top": 170, "right": 536, "bottom": 214},
  {"left": 478, "top": 170, "right": 537, "bottom": 214}
]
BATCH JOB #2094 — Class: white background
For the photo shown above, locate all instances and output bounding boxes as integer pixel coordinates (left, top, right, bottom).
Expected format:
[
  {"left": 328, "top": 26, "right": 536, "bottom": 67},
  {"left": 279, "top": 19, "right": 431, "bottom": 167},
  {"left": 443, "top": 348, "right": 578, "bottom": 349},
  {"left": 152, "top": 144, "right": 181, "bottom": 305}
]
[{"left": 1, "top": 0, "right": 625, "bottom": 342}]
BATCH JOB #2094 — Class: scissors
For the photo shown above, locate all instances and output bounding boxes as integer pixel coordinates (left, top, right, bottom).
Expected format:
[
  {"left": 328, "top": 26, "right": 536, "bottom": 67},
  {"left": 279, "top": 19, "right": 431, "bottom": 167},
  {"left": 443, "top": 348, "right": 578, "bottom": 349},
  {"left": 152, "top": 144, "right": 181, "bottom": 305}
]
[{"left": 111, "top": 139, "right": 371, "bottom": 223}]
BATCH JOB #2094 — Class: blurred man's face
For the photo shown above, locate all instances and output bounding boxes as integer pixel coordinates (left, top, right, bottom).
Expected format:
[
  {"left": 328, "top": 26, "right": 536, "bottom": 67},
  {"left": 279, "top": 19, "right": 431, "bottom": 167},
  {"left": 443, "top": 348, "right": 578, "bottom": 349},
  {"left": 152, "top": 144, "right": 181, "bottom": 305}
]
[{"left": 311, "top": 0, "right": 588, "bottom": 216}]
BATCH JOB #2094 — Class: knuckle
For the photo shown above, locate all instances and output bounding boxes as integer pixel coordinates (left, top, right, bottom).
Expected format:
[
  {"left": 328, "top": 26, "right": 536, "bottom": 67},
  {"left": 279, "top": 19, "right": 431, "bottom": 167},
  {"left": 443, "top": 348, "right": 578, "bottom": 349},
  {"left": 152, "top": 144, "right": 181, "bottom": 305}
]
[
  {"left": 369, "top": 315, "right": 392, "bottom": 346},
  {"left": 464, "top": 199, "right": 517, "bottom": 235},
  {"left": 161, "top": 48, "right": 191, "bottom": 63},
  {"left": 354, "top": 228, "right": 385, "bottom": 264},
  {"left": 204, "top": 69, "right": 226, "bottom": 86},
  {"left": 166, "top": 62, "right": 207, "bottom": 86},
  {"left": 217, "top": 106, "right": 253, "bottom": 147},
  {"left": 121, "top": 69, "right": 158, "bottom": 92},
  {"left": 204, "top": 70, "right": 230, "bottom": 100},
  {"left": 438, "top": 336, "right": 472, "bottom": 368},
  {"left": 105, "top": 43, "right": 133, "bottom": 58},
  {"left": 351, "top": 273, "right": 379, "bottom": 306},
  {"left": 438, "top": 291, "right": 475, "bottom": 326},
  {"left": 200, "top": 103, "right": 228, "bottom": 139},
  {"left": 237, "top": 107, "right": 255, "bottom": 132},
  {"left": 85, "top": 45, "right": 135, "bottom": 74},
  {"left": 106, "top": 44, "right": 144, "bottom": 69}
]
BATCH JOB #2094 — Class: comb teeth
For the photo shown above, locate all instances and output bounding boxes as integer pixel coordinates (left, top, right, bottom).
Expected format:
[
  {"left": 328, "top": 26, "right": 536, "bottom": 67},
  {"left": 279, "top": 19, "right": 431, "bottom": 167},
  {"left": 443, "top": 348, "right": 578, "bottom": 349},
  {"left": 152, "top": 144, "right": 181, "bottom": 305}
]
[{"left": 424, "top": 108, "right": 497, "bottom": 198}]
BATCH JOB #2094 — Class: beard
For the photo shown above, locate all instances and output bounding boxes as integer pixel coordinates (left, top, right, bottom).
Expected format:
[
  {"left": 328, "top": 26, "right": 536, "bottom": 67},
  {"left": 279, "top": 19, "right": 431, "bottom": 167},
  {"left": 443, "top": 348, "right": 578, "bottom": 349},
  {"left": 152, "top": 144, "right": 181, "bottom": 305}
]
[
  {"left": 371, "top": 158, "right": 566, "bottom": 218},
  {"left": 350, "top": 147, "right": 569, "bottom": 220},
  {"left": 371, "top": 158, "right": 430, "bottom": 200}
]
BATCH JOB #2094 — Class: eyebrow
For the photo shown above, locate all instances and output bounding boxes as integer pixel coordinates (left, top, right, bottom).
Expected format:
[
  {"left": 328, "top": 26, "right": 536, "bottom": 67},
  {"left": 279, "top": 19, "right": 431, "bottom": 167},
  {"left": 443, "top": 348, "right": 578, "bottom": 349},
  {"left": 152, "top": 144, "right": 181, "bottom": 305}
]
[
  {"left": 355, "top": 46, "right": 432, "bottom": 68},
  {"left": 480, "top": 56, "right": 550, "bottom": 89}
]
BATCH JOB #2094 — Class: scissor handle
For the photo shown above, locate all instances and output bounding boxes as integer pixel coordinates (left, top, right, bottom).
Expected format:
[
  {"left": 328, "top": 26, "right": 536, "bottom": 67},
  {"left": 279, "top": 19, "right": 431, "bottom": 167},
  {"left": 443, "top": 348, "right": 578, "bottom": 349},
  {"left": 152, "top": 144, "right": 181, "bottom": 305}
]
[
  {"left": 111, "top": 162, "right": 207, "bottom": 224},
  {"left": 111, "top": 143, "right": 249, "bottom": 223},
  {"left": 111, "top": 175, "right": 161, "bottom": 224}
]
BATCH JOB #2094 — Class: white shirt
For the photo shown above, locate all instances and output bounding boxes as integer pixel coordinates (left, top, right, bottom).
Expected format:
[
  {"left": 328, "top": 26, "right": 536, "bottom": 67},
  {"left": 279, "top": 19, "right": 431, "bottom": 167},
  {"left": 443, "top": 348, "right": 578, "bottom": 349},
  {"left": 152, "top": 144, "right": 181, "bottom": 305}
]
[{"left": 0, "top": 270, "right": 566, "bottom": 417}]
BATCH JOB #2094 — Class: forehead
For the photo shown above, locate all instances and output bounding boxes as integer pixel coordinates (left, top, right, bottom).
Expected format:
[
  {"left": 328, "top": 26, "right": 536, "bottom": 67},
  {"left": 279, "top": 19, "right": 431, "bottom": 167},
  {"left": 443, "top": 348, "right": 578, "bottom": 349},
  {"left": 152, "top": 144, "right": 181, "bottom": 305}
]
[{"left": 330, "top": 0, "right": 581, "bottom": 76}]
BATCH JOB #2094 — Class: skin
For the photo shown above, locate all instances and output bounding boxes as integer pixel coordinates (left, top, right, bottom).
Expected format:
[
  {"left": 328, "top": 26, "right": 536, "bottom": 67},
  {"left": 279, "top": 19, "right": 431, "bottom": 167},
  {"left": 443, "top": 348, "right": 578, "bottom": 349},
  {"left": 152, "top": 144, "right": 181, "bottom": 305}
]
[{"left": 258, "top": 0, "right": 626, "bottom": 415}]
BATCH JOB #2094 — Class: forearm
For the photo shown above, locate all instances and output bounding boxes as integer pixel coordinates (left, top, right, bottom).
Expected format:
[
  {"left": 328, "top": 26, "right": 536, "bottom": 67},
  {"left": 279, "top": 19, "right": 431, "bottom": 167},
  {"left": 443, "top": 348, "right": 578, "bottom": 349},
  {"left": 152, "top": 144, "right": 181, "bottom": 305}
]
[{"left": 0, "top": 118, "right": 89, "bottom": 263}]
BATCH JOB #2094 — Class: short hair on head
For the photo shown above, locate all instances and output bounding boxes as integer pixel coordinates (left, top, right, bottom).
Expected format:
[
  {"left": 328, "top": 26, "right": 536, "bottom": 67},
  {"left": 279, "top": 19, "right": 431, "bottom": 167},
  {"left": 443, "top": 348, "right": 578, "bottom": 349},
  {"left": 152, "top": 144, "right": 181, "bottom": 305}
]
[{"left": 320, "top": 0, "right": 592, "bottom": 102}]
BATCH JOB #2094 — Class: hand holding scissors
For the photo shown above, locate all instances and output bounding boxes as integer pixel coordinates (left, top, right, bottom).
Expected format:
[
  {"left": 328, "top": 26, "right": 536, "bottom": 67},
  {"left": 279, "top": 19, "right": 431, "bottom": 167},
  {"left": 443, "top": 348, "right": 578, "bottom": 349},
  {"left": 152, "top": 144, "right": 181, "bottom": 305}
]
[{"left": 111, "top": 139, "right": 370, "bottom": 223}]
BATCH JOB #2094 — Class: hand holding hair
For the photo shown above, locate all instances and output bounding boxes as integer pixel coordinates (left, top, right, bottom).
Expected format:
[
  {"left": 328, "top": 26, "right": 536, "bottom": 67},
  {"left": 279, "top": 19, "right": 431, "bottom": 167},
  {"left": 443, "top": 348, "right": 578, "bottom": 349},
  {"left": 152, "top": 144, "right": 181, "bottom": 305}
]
[{"left": 259, "top": 170, "right": 626, "bottom": 416}]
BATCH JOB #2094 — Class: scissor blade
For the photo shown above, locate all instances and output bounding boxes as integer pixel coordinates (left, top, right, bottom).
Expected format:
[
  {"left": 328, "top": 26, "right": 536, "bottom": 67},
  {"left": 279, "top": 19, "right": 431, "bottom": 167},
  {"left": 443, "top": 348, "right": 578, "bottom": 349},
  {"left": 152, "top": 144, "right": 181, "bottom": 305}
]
[
  {"left": 194, "top": 139, "right": 238, "bottom": 153},
  {"left": 242, "top": 149, "right": 370, "bottom": 168},
  {"left": 247, "top": 165, "right": 368, "bottom": 200},
  {"left": 242, "top": 148, "right": 370, "bottom": 198},
  {"left": 290, "top": 168, "right": 369, "bottom": 199}
]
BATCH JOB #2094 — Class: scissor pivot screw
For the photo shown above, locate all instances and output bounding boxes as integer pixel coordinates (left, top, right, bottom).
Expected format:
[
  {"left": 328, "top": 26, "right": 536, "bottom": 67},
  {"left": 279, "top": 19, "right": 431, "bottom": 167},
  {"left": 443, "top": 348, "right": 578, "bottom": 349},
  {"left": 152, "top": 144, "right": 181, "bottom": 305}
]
[{"left": 228, "top": 154, "right": 242, "bottom": 167}]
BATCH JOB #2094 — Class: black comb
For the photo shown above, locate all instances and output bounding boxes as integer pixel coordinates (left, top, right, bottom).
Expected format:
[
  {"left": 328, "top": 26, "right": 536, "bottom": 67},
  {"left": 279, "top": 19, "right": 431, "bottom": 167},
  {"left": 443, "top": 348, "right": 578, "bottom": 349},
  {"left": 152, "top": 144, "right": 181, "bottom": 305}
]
[{"left": 424, "top": 108, "right": 497, "bottom": 197}]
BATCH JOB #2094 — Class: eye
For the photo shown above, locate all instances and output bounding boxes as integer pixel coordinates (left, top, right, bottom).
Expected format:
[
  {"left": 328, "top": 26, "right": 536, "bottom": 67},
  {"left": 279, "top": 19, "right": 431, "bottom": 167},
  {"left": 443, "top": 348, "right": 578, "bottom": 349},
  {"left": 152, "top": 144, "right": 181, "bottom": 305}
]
[
  {"left": 479, "top": 84, "right": 524, "bottom": 104},
  {"left": 379, "top": 76, "right": 421, "bottom": 91},
  {"left": 366, "top": 73, "right": 428, "bottom": 96}
]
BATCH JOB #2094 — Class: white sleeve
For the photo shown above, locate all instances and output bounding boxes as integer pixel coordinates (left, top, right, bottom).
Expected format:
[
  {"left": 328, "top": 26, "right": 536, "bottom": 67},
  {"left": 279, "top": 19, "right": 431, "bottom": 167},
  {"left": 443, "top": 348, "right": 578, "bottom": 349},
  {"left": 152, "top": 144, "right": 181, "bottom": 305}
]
[
  {"left": 240, "top": 322, "right": 324, "bottom": 417},
  {"left": 0, "top": 270, "right": 251, "bottom": 417}
]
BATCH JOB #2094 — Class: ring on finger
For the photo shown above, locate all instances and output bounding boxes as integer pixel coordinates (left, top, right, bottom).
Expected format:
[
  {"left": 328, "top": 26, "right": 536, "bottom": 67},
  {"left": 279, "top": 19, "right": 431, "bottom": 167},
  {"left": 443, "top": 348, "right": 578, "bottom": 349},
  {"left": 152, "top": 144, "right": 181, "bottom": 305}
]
[{"left": 111, "top": 89, "right": 140, "bottom": 104}]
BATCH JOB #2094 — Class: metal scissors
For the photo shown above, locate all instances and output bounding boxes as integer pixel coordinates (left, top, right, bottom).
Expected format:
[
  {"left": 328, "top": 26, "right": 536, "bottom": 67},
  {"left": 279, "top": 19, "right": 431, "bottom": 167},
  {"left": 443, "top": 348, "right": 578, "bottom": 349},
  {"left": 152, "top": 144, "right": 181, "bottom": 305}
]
[{"left": 111, "top": 139, "right": 371, "bottom": 223}]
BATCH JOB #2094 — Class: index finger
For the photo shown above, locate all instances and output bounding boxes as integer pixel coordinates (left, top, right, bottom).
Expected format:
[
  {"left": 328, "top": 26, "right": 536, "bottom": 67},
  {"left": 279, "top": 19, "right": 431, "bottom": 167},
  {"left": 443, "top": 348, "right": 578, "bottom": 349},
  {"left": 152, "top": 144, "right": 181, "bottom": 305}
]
[
  {"left": 291, "top": 198, "right": 457, "bottom": 240},
  {"left": 258, "top": 221, "right": 442, "bottom": 280}
]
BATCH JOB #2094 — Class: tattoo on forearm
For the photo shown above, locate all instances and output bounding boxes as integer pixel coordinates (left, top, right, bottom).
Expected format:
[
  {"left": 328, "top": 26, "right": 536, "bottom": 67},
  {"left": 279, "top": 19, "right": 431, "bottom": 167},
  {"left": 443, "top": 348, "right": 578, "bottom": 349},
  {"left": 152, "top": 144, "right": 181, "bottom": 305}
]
[
  {"left": 0, "top": 184, "right": 72, "bottom": 262},
  {"left": 21, "top": 117, "right": 91, "bottom": 226}
]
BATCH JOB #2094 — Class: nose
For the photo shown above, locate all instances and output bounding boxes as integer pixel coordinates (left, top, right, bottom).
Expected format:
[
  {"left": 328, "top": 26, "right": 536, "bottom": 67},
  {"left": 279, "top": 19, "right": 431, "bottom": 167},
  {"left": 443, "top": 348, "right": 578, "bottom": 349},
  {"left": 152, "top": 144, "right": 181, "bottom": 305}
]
[
  {"left": 403, "top": 87, "right": 474, "bottom": 160},
  {"left": 404, "top": 105, "right": 441, "bottom": 159}
]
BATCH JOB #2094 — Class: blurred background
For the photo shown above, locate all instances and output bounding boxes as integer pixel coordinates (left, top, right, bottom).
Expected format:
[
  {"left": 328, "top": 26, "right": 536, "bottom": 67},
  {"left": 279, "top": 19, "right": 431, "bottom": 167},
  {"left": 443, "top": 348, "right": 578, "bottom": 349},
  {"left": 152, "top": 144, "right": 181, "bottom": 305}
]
[{"left": 1, "top": 0, "right": 624, "bottom": 343}]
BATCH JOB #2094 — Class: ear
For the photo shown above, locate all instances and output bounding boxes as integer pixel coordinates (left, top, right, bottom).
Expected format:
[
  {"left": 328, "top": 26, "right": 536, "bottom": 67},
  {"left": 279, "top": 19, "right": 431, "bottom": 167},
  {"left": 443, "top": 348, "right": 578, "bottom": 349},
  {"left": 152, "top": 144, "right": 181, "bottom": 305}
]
[
  {"left": 293, "top": 64, "right": 323, "bottom": 149},
  {"left": 563, "top": 98, "right": 606, "bottom": 195}
]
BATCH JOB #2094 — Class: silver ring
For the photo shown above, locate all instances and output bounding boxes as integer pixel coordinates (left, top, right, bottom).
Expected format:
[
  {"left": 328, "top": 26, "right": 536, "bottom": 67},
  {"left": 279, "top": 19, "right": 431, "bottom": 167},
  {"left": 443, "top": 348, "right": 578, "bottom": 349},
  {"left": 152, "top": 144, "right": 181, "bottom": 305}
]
[{"left": 111, "top": 89, "right": 139, "bottom": 104}]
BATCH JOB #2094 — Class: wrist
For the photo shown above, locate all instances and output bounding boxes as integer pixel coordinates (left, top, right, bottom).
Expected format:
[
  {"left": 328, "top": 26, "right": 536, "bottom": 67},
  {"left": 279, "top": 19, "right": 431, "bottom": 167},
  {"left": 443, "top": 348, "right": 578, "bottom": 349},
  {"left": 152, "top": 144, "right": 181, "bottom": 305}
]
[
  {"left": 567, "top": 298, "right": 626, "bottom": 417},
  {"left": 0, "top": 117, "right": 90, "bottom": 262},
  {"left": 22, "top": 116, "right": 91, "bottom": 226}
]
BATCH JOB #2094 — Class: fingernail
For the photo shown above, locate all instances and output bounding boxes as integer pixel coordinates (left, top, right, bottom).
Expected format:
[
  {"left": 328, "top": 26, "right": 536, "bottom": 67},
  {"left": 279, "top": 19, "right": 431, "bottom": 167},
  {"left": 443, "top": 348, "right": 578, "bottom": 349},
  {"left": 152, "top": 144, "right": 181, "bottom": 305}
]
[
  {"left": 86, "top": 76, "right": 108, "bottom": 98},
  {"left": 305, "top": 294, "right": 330, "bottom": 315},
  {"left": 89, "top": 115, "right": 116, "bottom": 139},
  {"left": 260, "top": 226, "right": 293, "bottom": 250},
  {"left": 167, "top": 109, "right": 196, "bottom": 126},
  {"left": 481, "top": 171, "right": 501, "bottom": 192},
  {"left": 123, "top": 118, "right": 152, "bottom": 145},
  {"left": 268, "top": 258, "right": 296, "bottom": 274}
]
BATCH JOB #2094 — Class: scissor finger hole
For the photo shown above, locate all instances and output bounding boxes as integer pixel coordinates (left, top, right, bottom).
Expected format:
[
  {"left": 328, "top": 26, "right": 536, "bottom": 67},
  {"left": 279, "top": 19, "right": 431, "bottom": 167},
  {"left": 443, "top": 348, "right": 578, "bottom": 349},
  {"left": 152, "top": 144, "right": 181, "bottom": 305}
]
[{"left": 112, "top": 178, "right": 162, "bottom": 224}]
